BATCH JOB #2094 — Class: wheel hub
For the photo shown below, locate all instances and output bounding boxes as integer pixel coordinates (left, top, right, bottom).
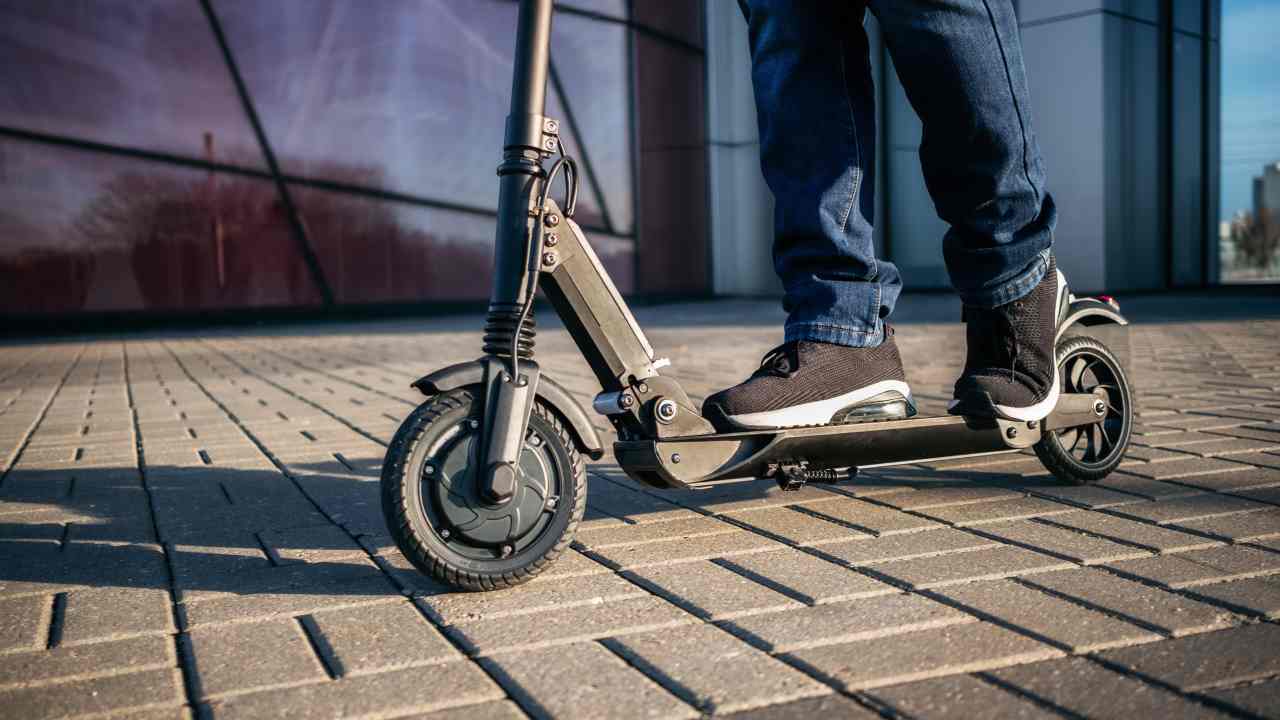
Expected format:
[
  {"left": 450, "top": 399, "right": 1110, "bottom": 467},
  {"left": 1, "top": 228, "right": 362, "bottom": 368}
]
[{"left": 427, "top": 423, "right": 554, "bottom": 547}]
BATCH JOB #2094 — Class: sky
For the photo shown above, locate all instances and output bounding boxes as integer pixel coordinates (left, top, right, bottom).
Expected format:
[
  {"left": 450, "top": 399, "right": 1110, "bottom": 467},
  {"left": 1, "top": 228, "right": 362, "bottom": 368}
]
[{"left": 1220, "top": 0, "right": 1280, "bottom": 220}]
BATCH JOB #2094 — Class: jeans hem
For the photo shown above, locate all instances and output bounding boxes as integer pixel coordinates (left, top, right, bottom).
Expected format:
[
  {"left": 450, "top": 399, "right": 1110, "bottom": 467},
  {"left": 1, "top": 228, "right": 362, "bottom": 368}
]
[
  {"left": 958, "top": 248, "right": 1052, "bottom": 308},
  {"left": 785, "top": 321, "right": 883, "bottom": 348}
]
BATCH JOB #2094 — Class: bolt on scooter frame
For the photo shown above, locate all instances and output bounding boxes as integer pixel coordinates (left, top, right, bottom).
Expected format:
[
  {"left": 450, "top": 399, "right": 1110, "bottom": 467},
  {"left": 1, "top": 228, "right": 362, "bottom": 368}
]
[{"left": 479, "top": 0, "right": 1114, "bottom": 497}]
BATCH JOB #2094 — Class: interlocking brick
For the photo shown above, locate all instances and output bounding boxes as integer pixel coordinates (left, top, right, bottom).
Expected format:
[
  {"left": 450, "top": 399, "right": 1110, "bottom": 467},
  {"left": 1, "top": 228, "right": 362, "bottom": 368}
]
[
  {"left": 1040, "top": 512, "right": 1221, "bottom": 553},
  {"left": 585, "top": 530, "right": 785, "bottom": 570},
  {"left": 871, "top": 545, "right": 1072, "bottom": 589},
  {"left": 989, "top": 655, "right": 1233, "bottom": 718},
  {"left": 179, "top": 558, "right": 397, "bottom": 627},
  {"left": 0, "top": 635, "right": 173, "bottom": 687},
  {"left": 1115, "top": 457, "right": 1252, "bottom": 481},
  {"left": 602, "top": 623, "right": 830, "bottom": 714},
  {"left": 712, "top": 548, "right": 895, "bottom": 604},
  {"left": 1107, "top": 545, "right": 1280, "bottom": 589},
  {"left": 0, "top": 595, "right": 46, "bottom": 653},
  {"left": 187, "top": 617, "right": 326, "bottom": 698},
  {"left": 918, "top": 496, "right": 1076, "bottom": 526},
  {"left": 1184, "top": 575, "right": 1280, "bottom": 618},
  {"left": 447, "top": 595, "right": 694, "bottom": 655},
  {"left": 721, "top": 592, "right": 971, "bottom": 653},
  {"left": 1098, "top": 475, "right": 1206, "bottom": 499},
  {"left": 936, "top": 579, "right": 1160, "bottom": 652},
  {"left": 723, "top": 506, "right": 868, "bottom": 546},
  {"left": 784, "top": 621, "right": 1060, "bottom": 691},
  {"left": 814, "top": 527, "right": 999, "bottom": 567},
  {"left": 480, "top": 641, "right": 697, "bottom": 719},
  {"left": 796, "top": 497, "right": 941, "bottom": 536},
  {"left": 1020, "top": 568, "right": 1236, "bottom": 636},
  {"left": 204, "top": 662, "right": 503, "bottom": 720},
  {"left": 875, "top": 487, "right": 1023, "bottom": 511},
  {"left": 1098, "top": 623, "right": 1280, "bottom": 691},
  {"left": 1028, "top": 483, "right": 1147, "bottom": 509},
  {"left": 1166, "top": 465, "right": 1280, "bottom": 491},
  {"left": 867, "top": 674, "right": 1059, "bottom": 719},
  {"left": 1171, "top": 506, "right": 1280, "bottom": 542},
  {"left": 0, "top": 667, "right": 183, "bottom": 720},
  {"left": 974, "top": 519, "right": 1151, "bottom": 564},
  {"left": 719, "top": 693, "right": 881, "bottom": 718},
  {"left": 1202, "top": 676, "right": 1280, "bottom": 717},
  {"left": 626, "top": 560, "right": 800, "bottom": 620},
  {"left": 421, "top": 571, "right": 644, "bottom": 626},
  {"left": 307, "top": 601, "right": 458, "bottom": 675},
  {"left": 60, "top": 587, "right": 172, "bottom": 645},
  {"left": 574, "top": 515, "right": 737, "bottom": 549},
  {"left": 1109, "top": 493, "right": 1270, "bottom": 526}
]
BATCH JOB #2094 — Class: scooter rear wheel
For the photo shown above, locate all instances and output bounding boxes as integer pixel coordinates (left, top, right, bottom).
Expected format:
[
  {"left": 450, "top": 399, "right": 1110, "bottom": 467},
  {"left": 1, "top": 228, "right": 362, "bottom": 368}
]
[
  {"left": 1035, "top": 334, "right": 1134, "bottom": 485},
  {"left": 381, "top": 388, "right": 585, "bottom": 591}
]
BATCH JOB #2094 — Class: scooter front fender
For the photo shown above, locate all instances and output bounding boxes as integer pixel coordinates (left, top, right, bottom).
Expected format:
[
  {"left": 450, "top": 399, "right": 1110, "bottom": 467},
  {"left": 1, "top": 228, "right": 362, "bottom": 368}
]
[
  {"left": 412, "top": 360, "right": 605, "bottom": 460},
  {"left": 1056, "top": 298, "right": 1128, "bottom": 341}
]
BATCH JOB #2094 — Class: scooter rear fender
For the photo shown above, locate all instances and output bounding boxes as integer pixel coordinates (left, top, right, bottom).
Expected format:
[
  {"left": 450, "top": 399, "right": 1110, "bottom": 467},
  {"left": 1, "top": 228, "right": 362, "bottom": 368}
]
[{"left": 412, "top": 360, "right": 605, "bottom": 460}]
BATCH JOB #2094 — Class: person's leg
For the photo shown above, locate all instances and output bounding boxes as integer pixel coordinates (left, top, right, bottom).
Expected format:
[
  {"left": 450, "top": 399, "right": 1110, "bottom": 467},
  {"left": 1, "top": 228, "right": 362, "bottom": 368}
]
[
  {"left": 703, "top": 0, "right": 914, "bottom": 431},
  {"left": 741, "top": 0, "right": 899, "bottom": 348},
  {"left": 868, "top": 0, "right": 1063, "bottom": 421}
]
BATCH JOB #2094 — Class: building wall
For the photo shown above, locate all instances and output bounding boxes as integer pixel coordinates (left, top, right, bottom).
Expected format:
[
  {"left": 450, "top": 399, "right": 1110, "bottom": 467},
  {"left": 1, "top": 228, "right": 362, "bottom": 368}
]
[
  {"left": 706, "top": 0, "right": 1223, "bottom": 297},
  {"left": 0, "top": 0, "right": 710, "bottom": 317}
]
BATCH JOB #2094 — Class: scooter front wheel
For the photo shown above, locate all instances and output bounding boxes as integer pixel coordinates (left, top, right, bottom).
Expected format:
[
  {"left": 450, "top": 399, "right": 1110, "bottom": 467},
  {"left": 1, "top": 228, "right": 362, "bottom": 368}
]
[
  {"left": 1035, "top": 334, "right": 1134, "bottom": 485},
  {"left": 381, "top": 388, "right": 585, "bottom": 591}
]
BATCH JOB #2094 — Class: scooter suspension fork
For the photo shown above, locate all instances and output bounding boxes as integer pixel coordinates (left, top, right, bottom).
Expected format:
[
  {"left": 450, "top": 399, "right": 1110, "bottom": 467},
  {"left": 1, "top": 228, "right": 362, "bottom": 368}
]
[{"left": 477, "top": 0, "right": 557, "bottom": 505}]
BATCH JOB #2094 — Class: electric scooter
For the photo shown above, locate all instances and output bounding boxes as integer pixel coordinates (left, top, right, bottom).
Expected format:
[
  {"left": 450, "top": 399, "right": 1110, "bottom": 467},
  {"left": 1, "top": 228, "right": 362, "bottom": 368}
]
[{"left": 380, "top": 0, "right": 1134, "bottom": 591}]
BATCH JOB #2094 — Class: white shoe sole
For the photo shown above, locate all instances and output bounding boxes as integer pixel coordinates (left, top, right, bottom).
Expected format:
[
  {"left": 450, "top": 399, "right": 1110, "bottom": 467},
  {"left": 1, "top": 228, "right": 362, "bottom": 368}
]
[
  {"left": 947, "top": 366, "right": 1061, "bottom": 422},
  {"left": 724, "top": 380, "right": 914, "bottom": 429}
]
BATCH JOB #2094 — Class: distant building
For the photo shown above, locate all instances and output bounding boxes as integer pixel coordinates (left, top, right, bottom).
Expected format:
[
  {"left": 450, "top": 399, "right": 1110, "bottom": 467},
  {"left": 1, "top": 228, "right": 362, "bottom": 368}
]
[{"left": 1254, "top": 163, "right": 1280, "bottom": 218}]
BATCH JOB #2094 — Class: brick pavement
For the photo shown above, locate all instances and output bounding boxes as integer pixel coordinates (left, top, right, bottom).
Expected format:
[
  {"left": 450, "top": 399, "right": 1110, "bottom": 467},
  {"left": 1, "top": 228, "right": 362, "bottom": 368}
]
[{"left": 1, "top": 296, "right": 1279, "bottom": 718}]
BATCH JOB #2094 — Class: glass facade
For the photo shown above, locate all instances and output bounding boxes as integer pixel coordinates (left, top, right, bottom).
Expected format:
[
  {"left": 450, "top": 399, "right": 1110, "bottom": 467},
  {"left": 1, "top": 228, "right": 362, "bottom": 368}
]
[{"left": 0, "top": 0, "right": 706, "bottom": 316}]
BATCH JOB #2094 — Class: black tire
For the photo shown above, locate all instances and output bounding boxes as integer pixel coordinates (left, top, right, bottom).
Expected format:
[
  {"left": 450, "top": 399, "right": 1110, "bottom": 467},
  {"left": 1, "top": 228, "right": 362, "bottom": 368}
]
[
  {"left": 1035, "top": 334, "right": 1133, "bottom": 485},
  {"left": 381, "top": 388, "right": 586, "bottom": 591}
]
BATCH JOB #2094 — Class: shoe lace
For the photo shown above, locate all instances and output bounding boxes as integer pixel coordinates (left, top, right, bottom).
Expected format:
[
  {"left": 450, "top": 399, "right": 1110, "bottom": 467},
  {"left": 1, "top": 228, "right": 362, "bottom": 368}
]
[{"left": 758, "top": 342, "right": 799, "bottom": 378}]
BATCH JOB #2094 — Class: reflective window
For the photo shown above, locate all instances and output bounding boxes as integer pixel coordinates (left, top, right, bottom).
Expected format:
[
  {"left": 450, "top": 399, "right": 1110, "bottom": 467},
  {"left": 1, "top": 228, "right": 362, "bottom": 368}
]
[
  {"left": 0, "top": 0, "right": 265, "bottom": 168},
  {"left": 1219, "top": 0, "right": 1280, "bottom": 282}
]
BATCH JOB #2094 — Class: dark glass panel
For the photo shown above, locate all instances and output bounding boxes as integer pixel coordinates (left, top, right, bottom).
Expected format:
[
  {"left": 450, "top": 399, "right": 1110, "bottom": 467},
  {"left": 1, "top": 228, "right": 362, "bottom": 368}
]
[
  {"left": 560, "top": 0, "right": 627, "bottom": 21},
  {"left": 0, "top": 0, "right": 265, "bottom": 168},
  {"left": 289, "top": 184, "right": 635, "bottom": 304},
  {"left": 551, "top": 13, "right": 635, "bottom": 233},
  {"left": 213, "top": 0, "right": 605, "bottom": 226},
  {"left": 0, "top": 138, "right": 319, "bottom": 315}
]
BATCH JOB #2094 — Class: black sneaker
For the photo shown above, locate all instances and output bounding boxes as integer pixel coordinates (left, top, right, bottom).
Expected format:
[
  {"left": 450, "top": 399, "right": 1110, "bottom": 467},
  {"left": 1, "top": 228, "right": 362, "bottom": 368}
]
[
  {"left": 702, "top": 329, "right": 916, "bottom": 431},
  {"left": 949, "top": 256, "right": 1068, "bottom": 422}
]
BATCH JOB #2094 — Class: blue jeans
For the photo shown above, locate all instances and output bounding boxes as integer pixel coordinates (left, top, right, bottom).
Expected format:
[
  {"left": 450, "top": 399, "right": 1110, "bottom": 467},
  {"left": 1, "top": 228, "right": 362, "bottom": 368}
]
[{"left": 739, "top": 0, "right": 1056, "bottom": 347}]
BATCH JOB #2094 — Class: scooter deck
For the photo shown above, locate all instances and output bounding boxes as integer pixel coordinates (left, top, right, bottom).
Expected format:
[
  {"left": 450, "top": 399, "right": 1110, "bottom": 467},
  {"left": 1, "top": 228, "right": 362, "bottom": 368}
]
[{"left": 614, "top": 392, "right": 1105, "bottom": 489}]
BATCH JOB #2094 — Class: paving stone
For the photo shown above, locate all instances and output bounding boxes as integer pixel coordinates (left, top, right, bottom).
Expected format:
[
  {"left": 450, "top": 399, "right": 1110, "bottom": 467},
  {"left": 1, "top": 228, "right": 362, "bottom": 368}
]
[
  {"left": 917, "top": 496, "right": 1076, "bottom": 526},
  {"left": 583, "top": 473, "right": 698, "bottom": 525},
  {"left": 867, "top": 674, "right": 1059, "bottom": 719},
  {"left": 1202, "top": 676, "right": 1280, "bottom": 718},
  {"left": 937, "top": 579, "right": 1161, "bottom": 652},
  {"left": 1184, "top": 575, "right": 1280, "bottom": 618},
  {"left": 871, "top": 545, "right": 1073, "bottom": 589},
  {"left": 421, "top": 571, "right": 644, "bottom": 626},
  {"left": 723, "top": 506, "right": 869, "bottom": 546},
  {"left": 626, "top": 560, "right": 800, "bottom": 620},
  {"left": 720, "top": 693, "right": 881, "bottom": 719},
  {"left": 875, "top": 487, "right": 1023, "bottom": 511},
  {"left": 1168, "top": 465, "right": 1280, "bottom": 491},
  {"left": 1109, "top": 493, "right": 1270, "bottom": 526},
  {"left": 204, "top": 662, "right": 503, "bottom": 720},
  {"left": 0, "top": 595, "right": 46, "bottom": 653},
  {"left": 1116, "top": 457, "right": 1253, "bottom": 481},
  {"left": 1224, "top": 451, "right": 1280, "bottom": 472},
  {"left": 1040, "top": 512, "right": 1222, "bottom": 553},
  {"left": 602, "top": 623, "right": 830, "bottom": 715},
  {"left": 179, "top": 559, "right": 398, "bottom": 627},
  {"left": 1172, "top": 506, "right": 1280, "bottom": 542},
  {"left": 480, "top": 641, "right": 697, "bottom": 719},
  {"left": 447, "top": 595, "right": 695, "bottom": 655},
  {"left": 0, "top": 667, "right": 184, "bottom": 720},
  {"left": 187, "top": 617, "right": 327, "bottom": 698},
  {"left": 1098, "top": 623, "right": 1280, "bottom": 691},
  {"left": 1236, "top": 484, "right": 1280, "bottom": 506},
  {"left": 413, "top": 699, "right": 526, "bottom": 720},
  {"left": 813, "top": 527, "right": 1000, "bottom": 567},
  {"left": 258, "top": 524, "right": 367, "bottom": 565},
  {"left": 1019, "top": 568, "right": 1237, "bottom": 636},
  {"left": 784, "top": 621, "right": 1061, "bottom": 691},
  {"left": 0, "top": 634, "right": 173, "bottom": 687},
  {"left": 1107, "top": 545, "right": 1280, "bottom": 589},
  {"left": 974, "top": 519, "right": 1152, "bottom": 564},
  {"left": 585, "top": 530, "right": 785, "bottom": 570},
  {"left": 795, "top": 498, "right": 941, "bottom": 536},
  {"left": 307, "top": 600, "right": 458, "bottom": 675},
  {"left": 721, "top": 592, "right": 972, "bottom": 653},
  {"left": 1097, "top": 475, "right": 1206, "bottom": 499},
  {"left": 712, "top": 548, "right": 895, "bottom": 604},
  {"left": 989, "top": 655, "right": 1234, "bottom": 719},
  {"left": 1027, "top": 483, "right": 1148, "bottom": 509},
  {"left": 574, "top": 516, "right": 738, "bottom": 549},
  {"left": 60, "top": 587, "right": 172, "bottom": 645},
  {"left": 660, "top": 478, "right": 842, "bottom": 515}
]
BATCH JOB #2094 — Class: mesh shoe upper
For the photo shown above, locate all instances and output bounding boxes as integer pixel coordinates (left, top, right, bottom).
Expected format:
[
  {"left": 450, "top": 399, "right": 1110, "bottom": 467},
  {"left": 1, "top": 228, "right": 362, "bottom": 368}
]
[
  {"left": 951, "top": 256, "right": 1060, "bottom": 417},
  {"left": 702, "top": 329, "right": 911, "bottom": 427}
]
